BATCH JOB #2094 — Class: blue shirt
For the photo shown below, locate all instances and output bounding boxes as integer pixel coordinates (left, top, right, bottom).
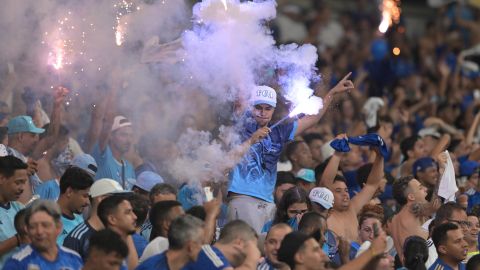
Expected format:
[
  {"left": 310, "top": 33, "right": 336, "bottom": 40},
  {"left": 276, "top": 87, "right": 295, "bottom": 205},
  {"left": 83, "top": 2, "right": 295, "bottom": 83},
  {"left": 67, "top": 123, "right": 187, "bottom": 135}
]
[
  {"left": 91, "top": 144, "right": 136, "bottom": 189},
  {"left": 58, "top": 213, "right": 84, "bottom": 245},
  {"left": 428, "top": 258, "right": 466, "bottom": 270},
  {"left": 467, "top": 190, "right": 480, "bottom": 212},
  {"left": 229, "top": 118, "right": 297, "bottom": 203},
  {"left": 133, "top": 233, "right": 148, "bottom": 258},
  {"left": 140, "top": 220, "right": 152, "bottom": 241},
  {"left": 257, "top": 259, "right": 276, "bottom": 270},
  {"left": 63, "top": 221, "right": 97, "bottom": 260},
  {"left": 0, "top": 201, "right": 24, "bottom": 267},
  {"left": 184, "top": 245, "right": 230, "bottom": 270},
  {"left": 4, "top": 244, "right": 83, "bottom": 270},
  {"left": 35, "top": 179, "right": 60, "bottom": 201},
  {"left": 136, "top": 251, "right": 169, "bottom": 270}
]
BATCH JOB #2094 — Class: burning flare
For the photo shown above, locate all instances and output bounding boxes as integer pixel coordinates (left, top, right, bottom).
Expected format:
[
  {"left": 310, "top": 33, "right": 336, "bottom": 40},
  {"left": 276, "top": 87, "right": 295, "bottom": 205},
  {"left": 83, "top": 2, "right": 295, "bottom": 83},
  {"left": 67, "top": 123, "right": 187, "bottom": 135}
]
[
  {"left": 378, "top": 0, "right": 401, "bottom": 34},
  {"left": 221, "top": 0, "right": 227, "bottom": 10}
]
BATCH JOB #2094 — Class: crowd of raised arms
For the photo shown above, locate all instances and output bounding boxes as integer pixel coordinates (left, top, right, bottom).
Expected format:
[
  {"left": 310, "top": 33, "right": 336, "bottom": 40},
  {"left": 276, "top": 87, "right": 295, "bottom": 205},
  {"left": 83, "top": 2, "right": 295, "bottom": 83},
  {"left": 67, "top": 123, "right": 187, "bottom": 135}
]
[{"left": 1, "top": 0, "right": 480, "bottom": 270}]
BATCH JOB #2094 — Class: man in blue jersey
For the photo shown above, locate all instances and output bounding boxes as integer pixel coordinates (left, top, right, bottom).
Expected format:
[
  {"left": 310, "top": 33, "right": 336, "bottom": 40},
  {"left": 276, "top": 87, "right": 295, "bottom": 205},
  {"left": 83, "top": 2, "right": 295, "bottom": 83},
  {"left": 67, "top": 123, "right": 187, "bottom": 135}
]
[
  {"left": 228, "top": 74, "right": 354, "bottom": 233},
  {"left": 429, "top": 223, "right": 468, "bottom": 270},
  {"left": 0, "top": 156, "right": 28, "bottom": 267},
  {"left": 63, "top": 178, "right": 128, "bottom": 259},
  {"left": 4, "top": 200, "right": 83, "bottom": 269},
  {"left": 82, "top": 229, "right": 129, "bottom": 270},
  {"left": 258, "top": 223, "right": 292, "bottom": 270},
  {"left": 57, "top": 166, "right": 94, "bottom": 244},
  {"left": 136, "top": 215, "right": 205, "bottom": 270},
  {"left": 184, "top": 220, "right": 261, "bottom": 270}
]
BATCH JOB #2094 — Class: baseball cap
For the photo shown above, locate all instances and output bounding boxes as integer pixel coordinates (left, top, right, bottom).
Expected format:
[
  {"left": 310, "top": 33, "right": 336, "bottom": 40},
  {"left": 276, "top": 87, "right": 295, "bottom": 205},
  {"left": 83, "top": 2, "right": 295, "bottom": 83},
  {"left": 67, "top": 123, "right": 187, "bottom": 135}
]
[
  {"left": 7, "top": 115, "right": 45, "bottom": 134},
  {"left": 89, "top": 178, "right": 129, "bottom": 198},
  {"left": 296, "top": 168, "right": 316, "bottom": 183},
  {"left": 253, "top": 86, "right": 277, "bottom": 108},
  {"left": 71, "top": 154, "right": 98, "bottom": 176},
  {"left": 278, "top": 232, "right": 312, "bottom": 269},
  {"left": 134, "top": 171, "right": 164, "bottom": 192},
  {"left": 460, "top": 160, "right": 480, "bottom": 177},
  {"left": 418, "top": 127, "right": 441, "bottom": 139},
  {"left": 412, "top": 157, "right": 438, "bottom": 177},
  {"left": 111, "top": 116, "right": 132, "bottom": 132},
  {"left": 309, "top": 187, "right": 334, "bottom": 209}
]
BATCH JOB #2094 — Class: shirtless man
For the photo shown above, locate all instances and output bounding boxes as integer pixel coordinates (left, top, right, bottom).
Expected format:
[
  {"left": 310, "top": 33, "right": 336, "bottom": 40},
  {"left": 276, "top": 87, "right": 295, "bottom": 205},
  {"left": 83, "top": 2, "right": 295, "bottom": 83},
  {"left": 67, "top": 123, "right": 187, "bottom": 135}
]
[
  {"left": 390, "top": 176, "right": 429, "bottom": 262},
  {"left": 320, "top": 147, "right": 384, "bottom": 243}
]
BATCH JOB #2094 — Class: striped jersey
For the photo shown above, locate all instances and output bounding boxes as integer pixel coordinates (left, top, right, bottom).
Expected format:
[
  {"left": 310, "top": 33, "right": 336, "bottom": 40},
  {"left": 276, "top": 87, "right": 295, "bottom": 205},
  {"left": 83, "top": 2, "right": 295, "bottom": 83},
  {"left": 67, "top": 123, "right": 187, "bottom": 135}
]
[
  {"left": 4, "top": 244, "right": 83, "bottom": 270},
  {"left": 63, "top": 221, "right": 97, "bottom": 260},
  {"left": 184, "top": 245, "right": 230, "bottom": 270}
]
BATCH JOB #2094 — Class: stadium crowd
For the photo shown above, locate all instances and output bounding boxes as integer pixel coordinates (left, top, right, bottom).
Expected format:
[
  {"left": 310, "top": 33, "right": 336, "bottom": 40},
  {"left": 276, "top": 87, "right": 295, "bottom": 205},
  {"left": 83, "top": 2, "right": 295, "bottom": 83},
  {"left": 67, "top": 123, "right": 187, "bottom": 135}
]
[{"left": 1, "top": 0, "right": 480, "bottom": 269}]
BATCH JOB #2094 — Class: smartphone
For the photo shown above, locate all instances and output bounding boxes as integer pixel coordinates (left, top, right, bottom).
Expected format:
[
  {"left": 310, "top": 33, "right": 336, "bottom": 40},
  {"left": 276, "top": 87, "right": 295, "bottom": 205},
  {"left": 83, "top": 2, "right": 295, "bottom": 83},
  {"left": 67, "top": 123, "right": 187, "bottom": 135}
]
[
  {"left": 373, "top": 223, "right": 379, "bottom": 238},
  {"left": 204, "top": 186, "right": 214, "bottom": 202}
]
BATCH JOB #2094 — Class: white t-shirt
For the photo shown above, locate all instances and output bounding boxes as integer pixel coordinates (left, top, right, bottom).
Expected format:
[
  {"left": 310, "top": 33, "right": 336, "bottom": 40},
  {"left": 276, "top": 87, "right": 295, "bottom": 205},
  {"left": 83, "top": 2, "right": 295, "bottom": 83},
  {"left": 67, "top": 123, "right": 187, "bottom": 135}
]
[{"left": 139, "top": 236, "right": 169, "bottom": 263}]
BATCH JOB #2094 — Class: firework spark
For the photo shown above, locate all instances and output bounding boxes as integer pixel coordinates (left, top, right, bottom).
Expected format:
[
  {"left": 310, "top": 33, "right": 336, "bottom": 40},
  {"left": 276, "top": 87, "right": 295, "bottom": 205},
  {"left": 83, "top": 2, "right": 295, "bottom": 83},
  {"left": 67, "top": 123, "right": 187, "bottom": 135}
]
[{"left": 378, "top": 0, "right": 401, "bottom": 34}]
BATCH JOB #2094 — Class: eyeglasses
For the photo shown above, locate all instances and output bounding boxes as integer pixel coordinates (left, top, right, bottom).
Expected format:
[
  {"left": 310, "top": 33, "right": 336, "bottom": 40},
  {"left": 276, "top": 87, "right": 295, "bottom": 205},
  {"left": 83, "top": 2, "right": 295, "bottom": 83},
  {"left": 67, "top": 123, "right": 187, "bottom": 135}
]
[
  {"left": 447, "top": 219, "right": 472, "bottom": 228},
  {"left": 288, "top": 209, "right": 308, "bottom": 215}
]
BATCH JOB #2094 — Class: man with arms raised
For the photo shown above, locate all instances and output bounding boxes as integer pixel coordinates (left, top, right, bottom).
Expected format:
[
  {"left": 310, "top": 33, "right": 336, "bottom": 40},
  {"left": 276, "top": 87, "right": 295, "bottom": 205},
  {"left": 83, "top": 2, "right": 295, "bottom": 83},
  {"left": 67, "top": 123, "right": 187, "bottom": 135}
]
[
  {"left": 228, "top": 74, "right": 354, "bottom": 233},
  {"left": 319, "top": 146, "right": 385, "bottom": 243},
  {"left": 390, "top": 176, "right": 429, "bottom": 262}
]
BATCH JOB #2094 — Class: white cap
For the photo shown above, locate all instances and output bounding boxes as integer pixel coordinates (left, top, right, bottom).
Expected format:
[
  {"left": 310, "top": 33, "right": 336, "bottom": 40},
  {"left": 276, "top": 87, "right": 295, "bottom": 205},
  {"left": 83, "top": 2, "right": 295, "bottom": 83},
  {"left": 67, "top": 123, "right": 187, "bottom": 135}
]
[
  {"left": 89, "top": 178, "right": 128, "bottom": 198},
  {"left": 309, "top": 187, "right": 334, "bottom": 209},
  {"left": 418, "top": 127, "right": 441, "bottom": 139},
  {"left": 253, "top": 86, "right": 277, "bottom": 108},
  {"left": 111, "top": 116, "right": 132, "bottom": 132}
]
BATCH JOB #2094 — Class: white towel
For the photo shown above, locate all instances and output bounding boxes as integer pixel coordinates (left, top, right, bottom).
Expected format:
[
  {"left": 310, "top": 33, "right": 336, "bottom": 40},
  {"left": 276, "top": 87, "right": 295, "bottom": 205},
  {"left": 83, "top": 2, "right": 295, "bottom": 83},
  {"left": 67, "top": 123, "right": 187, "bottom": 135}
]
[{"left": 438, "top": 151, "right": 458, "bottom": 202}]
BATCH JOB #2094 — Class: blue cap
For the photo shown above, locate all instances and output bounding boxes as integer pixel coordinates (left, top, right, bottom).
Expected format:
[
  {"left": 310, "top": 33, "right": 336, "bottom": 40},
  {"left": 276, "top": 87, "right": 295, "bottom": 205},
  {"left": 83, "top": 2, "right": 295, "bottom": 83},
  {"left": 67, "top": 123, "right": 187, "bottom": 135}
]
[
  {"left": 71, "top": 154, "right": 98, "bottom": 176},
  {"left": 412, "top": 157, "right": 437, "bottom": 177},
  {"left": 134, "top": 171, "right": 164, "bottom": 192},
  {"left": 7, "top": 115, "right": 44, "bottom": 134},
  {"left": 460, "top": 160, "right": 480, "bottom": 177},
  {"left": 296, "top": 168, "right": 316, "bottom": 183}
]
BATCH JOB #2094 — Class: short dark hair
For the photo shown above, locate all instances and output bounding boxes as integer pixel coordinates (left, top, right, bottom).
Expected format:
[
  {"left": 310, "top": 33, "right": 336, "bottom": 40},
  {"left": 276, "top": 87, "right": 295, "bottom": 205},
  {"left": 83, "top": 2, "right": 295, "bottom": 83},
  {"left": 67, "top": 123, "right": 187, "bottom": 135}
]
[
  {"left": 393, "top": 176, "right": 415, "bottom": 206},
  {"left": 59, "top": 167, "right": 94, "bottom": 194},
  {"left": 433, "top": 202, "right": 466, "bottom": 227},
  {"left": 97, "top": 195, "right": 129, "bottom": 227},
  {"left": 168, "top": 215, "right": 204, "bottom": 250},
  {"left": 403, "top": 236, "right": 428, "bottom": 270},
  {"left": 186, "top": 206, "right": 206, "bottom": 221},
  {"left": 432, "top": 223, "right": 460, "bottom": 251},
  {"left": 285, "top": 141, "right": 305, "bottom": 161},
  {"left": 356, "top": 163, "right": 373, "bottom": 187},
  {"left": 400, "top": 136, "right": 421, "bottom": 159},
  {"left": 129, "top": 194, "right": 150, "bottom": 226},
  {"left": 149, "top": 183, "right": 177, "bottom": 201},
  {"left": 87, "top": 229, "right": 128, "bottom": 259},
  {"left": 149, "top": 200, "right": 182, "bottom": 241},
  {"left": 298, "top": 212, "right": 325, "bottom": 237},
  {"left": 467, "top": 254, "right": 480, "bottom": 270},
  {"left": 276, "top": 171, "right": 297, "bottom": 187},
  {"left": 303, "top": 133, "right": 323, "bottom": 145},
  {"left": 218, "top": 220, "right": 257, "bottom": 244},
  {"left": 0, "top": 156, "right": 27, "bottom": 178},
  {"left": 14, "top": 208, "right": 28, "bottom": 237}
]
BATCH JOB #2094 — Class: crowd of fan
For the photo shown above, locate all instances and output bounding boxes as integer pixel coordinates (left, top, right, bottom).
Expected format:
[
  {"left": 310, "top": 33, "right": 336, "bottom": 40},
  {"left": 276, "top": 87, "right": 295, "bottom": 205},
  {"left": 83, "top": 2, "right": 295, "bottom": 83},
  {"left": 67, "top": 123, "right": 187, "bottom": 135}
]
[{"left": 1, "top": 0, "right": 480, "bottom": 270}]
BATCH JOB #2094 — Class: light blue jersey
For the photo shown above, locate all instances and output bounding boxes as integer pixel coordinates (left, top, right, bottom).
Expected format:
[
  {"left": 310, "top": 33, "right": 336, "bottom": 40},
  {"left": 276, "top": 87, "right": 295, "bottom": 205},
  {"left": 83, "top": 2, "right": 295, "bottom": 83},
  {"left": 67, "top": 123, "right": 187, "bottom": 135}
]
[
  {"left": 229, "top": 117, "right": 297, "bottom": 203},
  {"left": 4, "top": 244, "right": 83, "bottom": 270},
  {"left": 0, "top": 201, "right": 24, "bottom": 267},
  {"left": 58, "top": 214, "right": 84, "bottom": 245},
  {"left": 91, "top": 144, "right": 136, "bottom": 189}
]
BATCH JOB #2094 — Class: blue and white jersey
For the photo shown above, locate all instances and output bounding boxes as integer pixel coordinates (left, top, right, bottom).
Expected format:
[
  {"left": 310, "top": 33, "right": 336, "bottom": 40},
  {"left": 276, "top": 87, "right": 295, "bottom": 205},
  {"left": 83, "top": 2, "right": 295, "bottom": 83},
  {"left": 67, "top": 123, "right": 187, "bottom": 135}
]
[
  {"left": 257, "top": 258, "right": 276, "bottom": 270},
  {"left": 428, "top": 258, "right": 466, "bottom": 270},
  {"left": 58, "top": 213, "right": 84, "bottom": 245},
  {"left": 4, "top": 244, "right": 83, "bottom": 270},
  {"left": 140, "top": 220, "right": 152, "bottom": 241},
  {"left": 0, "top": 201, "right": 24, "bottom": 267},
  {"left": 229, "top": 116, "right": 297, "bottom": 203},
  {"left": 63, "top": 221, "right": 97, "bottom": 260},
  {"left": 184, "top": 245, "right": 231, "bottom": 270},
  {"left": 91, "top": 144, "right": 136, "bottom": 189}
]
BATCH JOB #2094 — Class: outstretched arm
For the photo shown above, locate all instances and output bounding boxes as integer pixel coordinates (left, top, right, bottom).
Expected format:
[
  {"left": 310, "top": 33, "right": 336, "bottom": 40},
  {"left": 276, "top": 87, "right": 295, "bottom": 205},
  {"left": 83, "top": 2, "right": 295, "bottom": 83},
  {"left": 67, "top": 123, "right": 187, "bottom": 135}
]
[
  {"left": 351, "top": 149, "right": 384, "bottom": 214},
  {"left": 295, "top": 73, "right": 354, "bottom": 136}
]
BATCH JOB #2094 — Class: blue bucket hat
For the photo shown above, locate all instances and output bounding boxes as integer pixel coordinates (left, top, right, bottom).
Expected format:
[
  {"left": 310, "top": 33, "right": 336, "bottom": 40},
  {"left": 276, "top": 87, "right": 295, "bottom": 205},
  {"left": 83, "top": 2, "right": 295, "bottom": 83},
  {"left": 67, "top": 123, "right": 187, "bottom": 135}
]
[{"left": 7, "top": 115, "right": 44, "bottom": 134}]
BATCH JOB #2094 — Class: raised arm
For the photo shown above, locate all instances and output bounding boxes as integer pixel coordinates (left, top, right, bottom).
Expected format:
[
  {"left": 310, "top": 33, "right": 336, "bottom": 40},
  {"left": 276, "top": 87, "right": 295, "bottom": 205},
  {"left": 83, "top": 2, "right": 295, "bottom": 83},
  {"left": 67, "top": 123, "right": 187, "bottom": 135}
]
[
  {"left": 295, "top": 72, "right": 354, "bottom": 136},
  {"left": 351, "top": 149, "right": 384, "bottom": 214},
  {"left": 319, "top": 152, "right": 342, "bottom": 188}
]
